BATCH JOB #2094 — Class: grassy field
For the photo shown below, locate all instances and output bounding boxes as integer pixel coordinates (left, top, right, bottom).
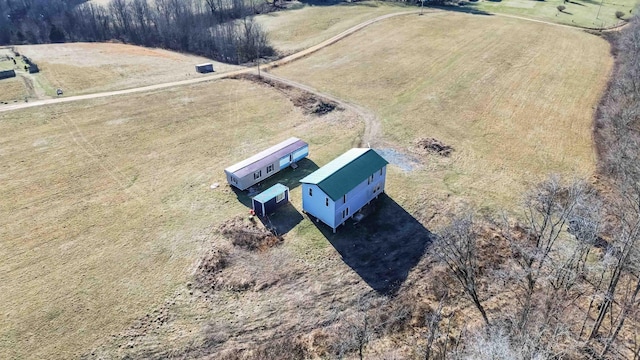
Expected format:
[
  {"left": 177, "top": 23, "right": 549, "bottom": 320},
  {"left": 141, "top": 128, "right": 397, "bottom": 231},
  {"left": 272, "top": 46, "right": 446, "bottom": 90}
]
[
  {"left": 16, "top": 43, "right": 241, "bottom": 97},
  {"left": 0, "top": 78, "right": 363, "bottom": 359},
  {"left": 472, "top": 0, "right": 637, "bottom": 28},
  {"left": 0, "top": 5, "right": 618, "bottom": 359},
  {"left": 272, "top": 12, "right": 612, "bottom": 210},
  {"left": 0, "top": 77, "right": 27, "bottom": 103},
  {"left": 256, "top": 1, "right": 412, "bottom": 54}
]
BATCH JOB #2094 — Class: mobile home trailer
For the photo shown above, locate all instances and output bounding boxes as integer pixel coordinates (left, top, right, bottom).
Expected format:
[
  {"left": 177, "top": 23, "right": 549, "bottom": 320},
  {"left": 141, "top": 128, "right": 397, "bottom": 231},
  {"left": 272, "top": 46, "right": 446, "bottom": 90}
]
[{"left": 225, "top": 137, "right": 308, "bottom": 190}]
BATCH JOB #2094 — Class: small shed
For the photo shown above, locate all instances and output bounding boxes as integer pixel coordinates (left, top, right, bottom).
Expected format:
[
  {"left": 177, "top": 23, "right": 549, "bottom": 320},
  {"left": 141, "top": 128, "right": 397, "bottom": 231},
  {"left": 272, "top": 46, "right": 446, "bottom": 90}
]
[
  {"left": 252, "top": 183, "right": 289, "bottom": 217},
  {"left": 0, "top": 69, "right": 16, "bottom": 80},
  {"left": 195, "top": 63, "right": 214, "bottom": 73},
  {"left": 225, "top": 137, "right": 309, "bottom": 190}
]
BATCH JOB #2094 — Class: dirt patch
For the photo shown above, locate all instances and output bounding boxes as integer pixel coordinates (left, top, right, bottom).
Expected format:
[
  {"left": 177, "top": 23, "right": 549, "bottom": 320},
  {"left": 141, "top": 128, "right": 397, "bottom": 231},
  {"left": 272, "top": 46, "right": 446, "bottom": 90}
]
[
  {"left": 376, "top": 148, "right": 421, "bottom": 172},
  {"left": 415, "top": 137, "right": 454, "bottom": 157},
  {"left": 219, "top": 216, "right": 283, "bottom": 251},
  {"left": 292, "top": 95, "right": 337, "bottom": 115},
  {"left": 195, "top": 246, "right": 230, "bottom": 286},
  {"left": 233, "top": 73, "right": 340, "bottom": 116}
]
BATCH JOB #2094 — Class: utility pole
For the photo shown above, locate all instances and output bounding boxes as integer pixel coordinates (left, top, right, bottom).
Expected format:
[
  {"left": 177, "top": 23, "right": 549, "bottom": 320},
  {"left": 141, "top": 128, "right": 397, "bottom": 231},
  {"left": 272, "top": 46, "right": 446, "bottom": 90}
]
[
  {"left": 256, "top": 46, "right": 261, "bottom": 78},
  {"left": 420, "top": 0, "right": 425, "bottom": 15},
  {"left": 596, "top": 0, "right": 604, "bottom": 19}
]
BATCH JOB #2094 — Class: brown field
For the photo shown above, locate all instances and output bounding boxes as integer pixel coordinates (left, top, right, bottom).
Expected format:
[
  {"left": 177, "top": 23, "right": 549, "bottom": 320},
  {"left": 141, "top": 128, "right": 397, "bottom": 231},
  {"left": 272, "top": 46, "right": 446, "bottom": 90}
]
[
  {"left": 0, "top": 77, "right": 28, "bottom": 103},
  {"left": 272, "top": 12, "right": 612, "bottom": 210},
  {"left": 0, "top": 7, "right": 617, "bottom": 360},
  {"left": 256, "top": 1, "right": 411, "bottom": 54},
  {"left": 0, "top": 78, "right": 363, "bottom": 359},
  {"left": 16, "top": 43, "right": 241, "bottom": 96}
]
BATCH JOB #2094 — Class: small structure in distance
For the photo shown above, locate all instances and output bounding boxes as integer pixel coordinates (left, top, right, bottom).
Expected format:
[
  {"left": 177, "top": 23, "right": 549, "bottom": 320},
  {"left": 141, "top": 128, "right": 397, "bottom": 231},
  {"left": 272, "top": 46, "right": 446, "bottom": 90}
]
[
  {"left": 252, "top": 183, "right": 289, "bottom": 217},
  {"left": 0, "top": 69, "right": 16, "bottom": 80},
  {"left": 195, "top": 63, "right": 214, "bottom": 74},
  {"left": 300, "top": 148, "right": 388, "bottom": 233},
  {"left": 225, "top": 137, "right": 309, "bottom": 191}
]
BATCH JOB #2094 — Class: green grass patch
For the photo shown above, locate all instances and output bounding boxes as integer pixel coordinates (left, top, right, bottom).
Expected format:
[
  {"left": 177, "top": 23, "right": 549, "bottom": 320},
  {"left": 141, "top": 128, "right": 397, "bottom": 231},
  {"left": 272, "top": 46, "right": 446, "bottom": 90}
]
[{"left": 470, "top": 0, "right": 637, "bottom": 28}]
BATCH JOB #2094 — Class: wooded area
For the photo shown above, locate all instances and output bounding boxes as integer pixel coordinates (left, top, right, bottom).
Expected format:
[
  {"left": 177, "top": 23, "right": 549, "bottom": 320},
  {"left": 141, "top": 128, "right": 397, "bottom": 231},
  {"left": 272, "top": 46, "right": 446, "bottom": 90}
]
[{"left": 0, "top": 0, "right": 274, "bottom": 63}]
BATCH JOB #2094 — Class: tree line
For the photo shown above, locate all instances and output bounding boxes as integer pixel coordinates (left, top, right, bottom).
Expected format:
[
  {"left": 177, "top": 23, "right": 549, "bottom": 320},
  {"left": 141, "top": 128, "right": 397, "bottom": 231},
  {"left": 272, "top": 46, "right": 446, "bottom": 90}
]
[
  {"left": 0, "top": 0, "right": 274, "bottom": 64},
  {"left": 424, "top": 15, "right": 640, "bottom": 359}
]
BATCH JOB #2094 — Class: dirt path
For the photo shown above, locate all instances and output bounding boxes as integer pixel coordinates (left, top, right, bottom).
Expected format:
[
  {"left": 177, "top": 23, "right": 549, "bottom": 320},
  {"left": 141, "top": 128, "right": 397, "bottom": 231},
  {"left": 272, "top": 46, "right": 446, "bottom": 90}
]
[
  {"left": 0, "top": 10, "right": 424, "bottom": 114},
  {"left": 0, "top": 8, "right": 602, "bottom": 150},
  {"left": 258, "top": 72, "right": 381, "bottom": 147}
]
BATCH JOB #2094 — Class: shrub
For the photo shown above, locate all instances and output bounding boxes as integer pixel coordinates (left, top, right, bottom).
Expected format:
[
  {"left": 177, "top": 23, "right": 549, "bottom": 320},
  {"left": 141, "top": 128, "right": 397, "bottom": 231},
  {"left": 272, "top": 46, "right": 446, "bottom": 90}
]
[
  {"left": 557, "top": 5, "right": 566, "bottom": 12},
  {"left": 616, "top": 10, "right": 625, "bottom": 19}
]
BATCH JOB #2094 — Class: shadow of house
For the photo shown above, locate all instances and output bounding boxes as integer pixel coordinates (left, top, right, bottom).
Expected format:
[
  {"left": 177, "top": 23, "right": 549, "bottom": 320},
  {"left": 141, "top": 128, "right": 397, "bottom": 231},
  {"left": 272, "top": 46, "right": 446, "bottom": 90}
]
[
  {"left": 258, "top": 202, "right": 304, "bottom": 236},
  {"left": 233, "top": 157, "right": 319, "bottom": 208},
  {"left": 311, "top": 193, "right": 433, "bottom": 295}
]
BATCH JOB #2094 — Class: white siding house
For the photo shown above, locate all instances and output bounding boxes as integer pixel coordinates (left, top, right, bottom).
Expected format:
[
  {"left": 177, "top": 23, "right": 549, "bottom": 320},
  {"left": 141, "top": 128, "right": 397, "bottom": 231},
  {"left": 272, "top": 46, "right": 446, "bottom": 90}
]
[{"left": 300, "top": 148, "right": 388, "bottom": 232}]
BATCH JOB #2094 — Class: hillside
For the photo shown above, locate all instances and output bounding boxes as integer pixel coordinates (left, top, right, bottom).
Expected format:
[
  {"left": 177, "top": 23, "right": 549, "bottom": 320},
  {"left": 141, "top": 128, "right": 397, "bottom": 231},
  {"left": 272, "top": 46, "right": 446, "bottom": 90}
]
[{"left": 1, "top": 3, "right": 637, "bottom": 360}]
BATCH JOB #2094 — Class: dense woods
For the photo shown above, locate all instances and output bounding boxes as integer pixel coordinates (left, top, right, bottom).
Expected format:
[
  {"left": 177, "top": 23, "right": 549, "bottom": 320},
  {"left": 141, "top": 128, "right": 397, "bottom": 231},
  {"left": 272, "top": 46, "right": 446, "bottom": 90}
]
[{"left": 0, "top": 0, "right": 274, "bottom": 63}]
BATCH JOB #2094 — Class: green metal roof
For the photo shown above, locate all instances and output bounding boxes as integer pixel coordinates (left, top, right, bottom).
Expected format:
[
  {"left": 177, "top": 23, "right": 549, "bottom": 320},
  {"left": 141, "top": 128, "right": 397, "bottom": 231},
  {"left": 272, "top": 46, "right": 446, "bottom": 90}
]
[{"left": 300, "top": 148, "right": 388, "bottom": 201}]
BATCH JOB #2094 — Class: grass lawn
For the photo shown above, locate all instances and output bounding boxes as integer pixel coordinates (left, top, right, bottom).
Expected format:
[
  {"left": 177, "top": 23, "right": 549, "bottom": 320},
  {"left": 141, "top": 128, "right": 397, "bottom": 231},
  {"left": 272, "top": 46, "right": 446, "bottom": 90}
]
[
  {"left": 0, "top": 77, "right": 27, "bottom": 103},
  {"left": 471, "top": 0, "right": 637, "bottom": 28},
  {"left": 272, "top": 12, "right": 612, "bottom": 210},
  {"left": 256, "top": 1, "right": 413, "bottom": 54},
  {"left": 0, "top": 60, "right": 13, "bottom": 70},
  {"left": 0, "top": 78, "right": 363, "bottom": 359},
  {"left": 16, "top": 43, "right": 241, "bottom": 97}
]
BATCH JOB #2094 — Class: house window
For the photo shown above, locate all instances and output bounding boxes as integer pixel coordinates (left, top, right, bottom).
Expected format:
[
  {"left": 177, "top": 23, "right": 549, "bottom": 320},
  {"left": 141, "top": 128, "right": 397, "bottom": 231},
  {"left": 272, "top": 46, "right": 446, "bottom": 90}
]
[
  {"left": 289, "top": 154, "right": 293, "bottom": 162},
  {"left": 368, "top": 174, "right": 374, "bottom": 185},
  {"left": 342, "top": 207, "right": 350, "bottom": 218},
  {"left": 254, "top": 170, "right": 261, "bottom": 180},
  {"left": 325, "top": 198, "right": 329, "bottom": 207},
  {"left": 380, "top": 168, "right": 383, "bottom": 176},
  {"left": 309, "top": 188, "right": 313, "bottom": 197},
  {"left": 276, "top": 191, "right": 285, "bottom": 203},
  {"left": 343, "top": 194, "right": 347, "bottom": 203},
  {"left": 267, "top": 164, "right": 274, "bottom": 173}
]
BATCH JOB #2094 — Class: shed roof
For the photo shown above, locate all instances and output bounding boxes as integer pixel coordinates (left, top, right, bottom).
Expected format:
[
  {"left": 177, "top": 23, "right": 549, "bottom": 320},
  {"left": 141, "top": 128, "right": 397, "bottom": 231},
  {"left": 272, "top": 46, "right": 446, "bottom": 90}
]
[
  {"left": 225, "top": 138, "right": 308, "bottom": 178},
  {"left": 300, "top": 148, "right": 388, "bottom": 201},
  {"left": 252, "top": 183, "right": 288, "bottom": 204}
]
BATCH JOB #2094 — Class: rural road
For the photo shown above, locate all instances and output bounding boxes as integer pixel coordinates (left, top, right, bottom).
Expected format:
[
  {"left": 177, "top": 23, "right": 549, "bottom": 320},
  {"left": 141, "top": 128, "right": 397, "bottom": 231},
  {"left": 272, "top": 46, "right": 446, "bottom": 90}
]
[
  {"left": 0, "top": 8, "right": 591, "bottom": 116},
  {"left": 0, "top": 10, "right": 424, "bottom": 114}
]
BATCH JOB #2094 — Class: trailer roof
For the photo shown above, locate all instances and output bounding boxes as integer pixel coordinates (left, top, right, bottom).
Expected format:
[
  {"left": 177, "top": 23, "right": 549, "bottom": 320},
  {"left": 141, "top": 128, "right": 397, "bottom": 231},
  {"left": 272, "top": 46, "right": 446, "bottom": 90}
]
[{"left": 225, "top": 137, "right": 307, "bottom": 178}]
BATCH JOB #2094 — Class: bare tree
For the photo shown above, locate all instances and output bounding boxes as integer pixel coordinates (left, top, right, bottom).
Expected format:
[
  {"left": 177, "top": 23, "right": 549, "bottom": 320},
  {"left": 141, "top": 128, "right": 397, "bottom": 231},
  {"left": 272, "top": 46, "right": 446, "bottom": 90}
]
[
  {"left": 434, "top": 212, "right": 490, "bottom": 327},
  {"left": 424, "top": 293, "right": 447, "bottom": 360},
  {"left": 504, "top": 176, "right": 590, "bottom": 331}
]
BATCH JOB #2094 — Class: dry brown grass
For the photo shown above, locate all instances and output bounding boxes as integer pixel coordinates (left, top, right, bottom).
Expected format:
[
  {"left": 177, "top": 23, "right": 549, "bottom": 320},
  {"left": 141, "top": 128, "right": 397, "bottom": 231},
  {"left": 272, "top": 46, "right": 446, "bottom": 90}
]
[
  {"left": 16, "top": 43, "right": 241, "bottom": 96},
  {"left": 0, "top": 8, "right": 617, "bottom": 360},
  {"left": 272, "top": 12, "right": 613, "bottom": 210},
  {"left": 0, "top": 78, "right": 363, "bottom": 359},
  {"left": 0, "top": 76, "right": 27, "bottom": 103},
  {"left": 256, "top": 1, "right": 412, "bottom": 54}
]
